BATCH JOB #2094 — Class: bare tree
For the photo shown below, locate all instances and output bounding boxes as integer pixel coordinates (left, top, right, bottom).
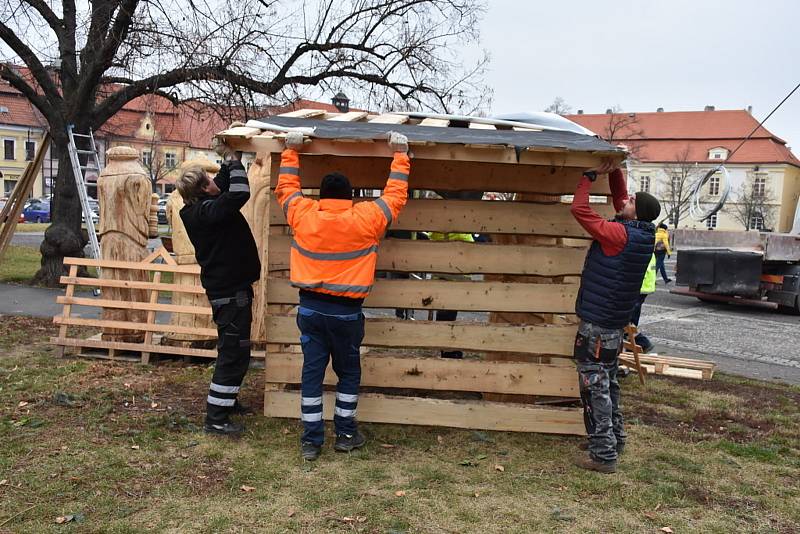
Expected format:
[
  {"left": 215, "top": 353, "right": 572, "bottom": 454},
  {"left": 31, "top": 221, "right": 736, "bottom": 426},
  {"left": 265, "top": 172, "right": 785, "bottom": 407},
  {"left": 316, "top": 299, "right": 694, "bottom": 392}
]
[
  {"left": 658, "top": 145, "right": 704, "bottom": 228},
  {"left": 544, "top": 96, "right": 571, "bottom": 116},
  {"left": 598, "top": 105, "right": 645, "bottom": 159},
  {"left": 728, "top": 178, "right": 776, "bottom": 231},
  {"left": 1, "top": 0, "right": 490, "bottom": 285}
]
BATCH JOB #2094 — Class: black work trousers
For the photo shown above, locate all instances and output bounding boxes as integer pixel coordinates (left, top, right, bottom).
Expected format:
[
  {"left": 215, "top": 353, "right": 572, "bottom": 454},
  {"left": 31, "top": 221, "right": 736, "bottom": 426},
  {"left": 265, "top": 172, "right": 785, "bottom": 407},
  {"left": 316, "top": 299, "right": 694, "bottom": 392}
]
[{"left": 206, "top": 288, "right": 253, "bottom": 424}]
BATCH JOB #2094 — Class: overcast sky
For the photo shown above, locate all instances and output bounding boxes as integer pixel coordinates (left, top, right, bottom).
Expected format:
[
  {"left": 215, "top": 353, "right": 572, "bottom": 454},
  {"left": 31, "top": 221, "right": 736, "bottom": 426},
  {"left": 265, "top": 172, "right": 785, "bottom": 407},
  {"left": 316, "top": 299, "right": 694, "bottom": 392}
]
[{"left": 479, "top": 0, "right": 800, "bottom": 150}]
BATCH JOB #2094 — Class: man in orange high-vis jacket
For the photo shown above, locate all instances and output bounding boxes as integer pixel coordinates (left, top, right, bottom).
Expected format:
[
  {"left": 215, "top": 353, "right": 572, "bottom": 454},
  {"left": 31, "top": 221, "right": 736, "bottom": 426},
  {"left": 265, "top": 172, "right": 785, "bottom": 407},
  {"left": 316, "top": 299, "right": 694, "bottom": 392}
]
[{"left": 275, "top": 130, "right": 410, "bottom": 461}]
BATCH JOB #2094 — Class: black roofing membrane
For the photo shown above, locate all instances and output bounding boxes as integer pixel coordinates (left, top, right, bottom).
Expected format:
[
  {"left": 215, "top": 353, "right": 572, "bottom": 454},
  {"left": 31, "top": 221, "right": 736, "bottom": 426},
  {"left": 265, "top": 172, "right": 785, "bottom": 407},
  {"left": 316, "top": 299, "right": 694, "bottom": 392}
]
[{"left": 256, "top": 115, "right": 621, "bottom": 154}]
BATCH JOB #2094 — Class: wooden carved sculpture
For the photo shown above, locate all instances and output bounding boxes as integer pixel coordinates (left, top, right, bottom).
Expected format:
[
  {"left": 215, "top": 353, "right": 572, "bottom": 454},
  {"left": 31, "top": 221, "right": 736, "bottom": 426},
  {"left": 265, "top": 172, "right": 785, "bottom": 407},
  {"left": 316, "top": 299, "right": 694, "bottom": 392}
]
[{"left": 97, "top": 146, "right": 158, "bottom": 342}]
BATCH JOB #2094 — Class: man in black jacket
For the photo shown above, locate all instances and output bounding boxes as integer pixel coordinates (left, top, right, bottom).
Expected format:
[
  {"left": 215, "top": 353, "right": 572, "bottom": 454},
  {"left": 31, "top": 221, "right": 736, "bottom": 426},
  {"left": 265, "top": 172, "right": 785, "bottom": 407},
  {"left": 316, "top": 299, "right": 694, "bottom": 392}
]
[{"left": 177, "top": 145, "right": 260, "bottom": 436}]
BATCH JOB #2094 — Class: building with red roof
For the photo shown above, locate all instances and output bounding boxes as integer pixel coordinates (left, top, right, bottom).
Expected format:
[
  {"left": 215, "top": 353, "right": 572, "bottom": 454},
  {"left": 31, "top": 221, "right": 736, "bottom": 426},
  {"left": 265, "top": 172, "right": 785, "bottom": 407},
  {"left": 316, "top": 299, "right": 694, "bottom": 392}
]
[{"left": 567, "top": 108, "right": 800, "bottom": 232}]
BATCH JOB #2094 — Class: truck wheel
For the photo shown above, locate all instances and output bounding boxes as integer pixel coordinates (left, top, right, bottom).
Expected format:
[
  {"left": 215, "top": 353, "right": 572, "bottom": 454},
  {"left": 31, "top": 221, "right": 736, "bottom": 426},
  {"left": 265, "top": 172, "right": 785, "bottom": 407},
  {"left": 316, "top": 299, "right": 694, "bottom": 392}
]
[{"left": 777, "top": 296, "right": 800, "bottom": 315}]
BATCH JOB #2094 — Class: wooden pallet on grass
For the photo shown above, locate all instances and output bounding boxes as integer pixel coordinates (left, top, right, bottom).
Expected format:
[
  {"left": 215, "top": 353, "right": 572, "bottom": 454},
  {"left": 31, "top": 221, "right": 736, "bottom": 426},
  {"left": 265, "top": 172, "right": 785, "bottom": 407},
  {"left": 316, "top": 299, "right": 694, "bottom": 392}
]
[{"left": 619, "top": 352, "right": 715, "bottom": 380}]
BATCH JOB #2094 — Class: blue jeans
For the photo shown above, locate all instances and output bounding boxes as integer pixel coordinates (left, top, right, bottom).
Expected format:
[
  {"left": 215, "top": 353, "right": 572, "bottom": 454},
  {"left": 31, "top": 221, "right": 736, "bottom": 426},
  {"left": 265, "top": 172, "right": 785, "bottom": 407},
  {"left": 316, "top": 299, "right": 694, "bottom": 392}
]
[{"left": 297, "top": 307, "right": 365, "bottom": 445}]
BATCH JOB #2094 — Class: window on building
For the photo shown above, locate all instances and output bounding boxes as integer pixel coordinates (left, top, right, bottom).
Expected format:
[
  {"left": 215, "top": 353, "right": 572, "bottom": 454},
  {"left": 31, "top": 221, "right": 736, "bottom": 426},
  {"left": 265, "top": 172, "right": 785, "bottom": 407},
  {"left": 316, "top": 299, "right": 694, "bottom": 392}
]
[
  {"left": 25, "top": 140, "right": 36, "bottom": 161},
  {"left": 141, "top": 150, "right": 152, "bottom": 168},
  {"left": 749, "top": 214, "right": 764, "bottom": 231},
  {"left": 706, "top": 213, "right": 718, "bottom": 229},
  {"left": 708, "top": 147, "right": 728, "bottom": 160},
  {"left": 165, "top": 152, "right": 177, "bottom": 168},
  {"left": 4, "top": 139, "right": 15, "bottom": 160},
  {"left": 639, "top": 175, "right": 650, "bottom": 193},
  {"left": 708, "top": 174, "right": 720, "bottom": 196},
  {"left": 753, "top": 174, "right": 767, "bottom": 197},
  {"left": 3, "top": 179, "right": 18, "bottom": 195}
]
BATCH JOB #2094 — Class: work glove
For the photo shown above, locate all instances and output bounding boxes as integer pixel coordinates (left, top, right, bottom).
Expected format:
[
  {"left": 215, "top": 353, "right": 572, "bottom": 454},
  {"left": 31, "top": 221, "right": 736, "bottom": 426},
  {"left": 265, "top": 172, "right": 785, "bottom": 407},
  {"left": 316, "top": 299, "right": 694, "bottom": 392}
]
[
  {"left": 284, "top": 131, "right": 305, "bottom": 150},
  {"left": 212, "top": 136, "right": 237, "bottom": 161},
  {"left": 387, "top": 131, "right": 409, "bottom": 154}
]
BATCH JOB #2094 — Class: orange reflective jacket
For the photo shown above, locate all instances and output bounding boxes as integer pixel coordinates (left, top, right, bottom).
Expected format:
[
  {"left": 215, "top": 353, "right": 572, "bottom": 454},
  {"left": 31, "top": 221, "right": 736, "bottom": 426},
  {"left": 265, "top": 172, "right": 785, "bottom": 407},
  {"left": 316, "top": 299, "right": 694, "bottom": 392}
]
[{"left": 274, "top": 148, "right": 410, "bottom": 299}]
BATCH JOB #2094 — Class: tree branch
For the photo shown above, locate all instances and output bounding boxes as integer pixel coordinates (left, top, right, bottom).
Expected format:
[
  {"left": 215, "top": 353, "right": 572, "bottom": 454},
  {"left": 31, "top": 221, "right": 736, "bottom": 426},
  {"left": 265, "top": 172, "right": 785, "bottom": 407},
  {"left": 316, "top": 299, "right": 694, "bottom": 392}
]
[{"left": 0, "top": 20, "right": 63, "bottom": 102}]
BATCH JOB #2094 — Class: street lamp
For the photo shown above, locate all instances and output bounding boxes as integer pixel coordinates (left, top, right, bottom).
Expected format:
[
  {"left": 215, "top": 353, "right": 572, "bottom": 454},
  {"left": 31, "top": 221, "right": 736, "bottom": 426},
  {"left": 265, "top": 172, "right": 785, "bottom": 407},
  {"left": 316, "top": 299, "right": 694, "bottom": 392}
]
[{"left": 332, "top": 92, "right": 350, "bottom": 113}]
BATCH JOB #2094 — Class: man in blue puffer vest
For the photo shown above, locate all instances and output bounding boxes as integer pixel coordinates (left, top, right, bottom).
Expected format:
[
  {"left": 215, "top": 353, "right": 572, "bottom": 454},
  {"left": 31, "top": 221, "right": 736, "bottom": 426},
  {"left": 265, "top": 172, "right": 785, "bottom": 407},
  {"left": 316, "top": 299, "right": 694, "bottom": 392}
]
[{"left": 570, "top": 161, "right": 661, "bottom": 473}]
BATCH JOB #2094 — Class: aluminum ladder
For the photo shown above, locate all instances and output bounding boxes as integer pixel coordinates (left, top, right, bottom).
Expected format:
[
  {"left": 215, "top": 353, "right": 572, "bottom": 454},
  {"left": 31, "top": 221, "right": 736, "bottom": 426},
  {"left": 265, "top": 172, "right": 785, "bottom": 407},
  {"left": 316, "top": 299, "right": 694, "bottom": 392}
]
[{"left": 66, "top": 125, "right": 102, "bottom": 265}]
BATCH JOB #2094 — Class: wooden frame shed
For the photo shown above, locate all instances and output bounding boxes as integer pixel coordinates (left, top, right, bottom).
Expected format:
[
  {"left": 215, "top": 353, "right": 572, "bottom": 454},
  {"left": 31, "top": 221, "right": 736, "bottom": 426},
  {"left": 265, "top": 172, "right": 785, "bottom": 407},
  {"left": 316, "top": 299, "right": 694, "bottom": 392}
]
[{"left": 219, "top": 110, "right": 623, "bottom": 435}]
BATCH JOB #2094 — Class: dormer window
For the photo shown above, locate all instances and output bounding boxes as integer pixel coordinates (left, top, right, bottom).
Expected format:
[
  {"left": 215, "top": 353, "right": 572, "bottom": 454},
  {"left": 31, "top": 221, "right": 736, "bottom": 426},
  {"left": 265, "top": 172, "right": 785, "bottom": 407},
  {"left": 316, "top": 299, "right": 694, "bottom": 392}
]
[{"left": 708, "top": 147, "right": 728, "bottom": 160}]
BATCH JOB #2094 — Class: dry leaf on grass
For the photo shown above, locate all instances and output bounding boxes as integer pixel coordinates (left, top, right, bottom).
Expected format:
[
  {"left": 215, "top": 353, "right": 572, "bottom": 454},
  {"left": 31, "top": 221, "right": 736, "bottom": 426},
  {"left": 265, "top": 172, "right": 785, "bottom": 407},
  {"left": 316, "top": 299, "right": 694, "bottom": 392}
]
[
  {"left": 18, "top": 401, "right": 28, "bottom": 408},
  {"left": 240, "top": 485, "right": 256, "bottom": 492},
  {"left": 380, "top": 443, "right": 396, "bottom": 449},
  {"left": 436, "top": 435, "right": 443, "bottom": 444},
  {"left": 660, "top": 528, "right": 673, "bottom": 533},
  {"left": 394, "top": 490, "right": 406, "bottom": 497},
  {"left": 494, "top": 464, "right": 505, "bottom": 472},
  {"left": 0, "top": 479, "right": 7, "bottom": 485},
  {"left": 644, "top": 512, "right": 657, "bottom": 519},
  {"left": 130, "top": 445, "right": 140, "bottom": 450},
  {"left": 287, "top": 508, "right": 296, "bottom": 518},
  {"left": 150, "top": 402, "right": 158, "bottom": 408}
]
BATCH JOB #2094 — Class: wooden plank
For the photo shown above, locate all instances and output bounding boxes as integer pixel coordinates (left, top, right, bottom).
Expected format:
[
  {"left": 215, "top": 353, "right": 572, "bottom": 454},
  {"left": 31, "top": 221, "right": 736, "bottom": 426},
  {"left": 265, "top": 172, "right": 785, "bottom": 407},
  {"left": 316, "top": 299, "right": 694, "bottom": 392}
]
[
  {"left": 328, "top": 111, "right": 369, "bottom": 122},
  {"left": 54, "top": 315, "right": 218, "bottom": 337},
  {"left": 56, "top": 264, "right": 78, "bottom": 358},
  {"left": 215, "top": 126, "right": 262, "bottom": 139},
  {"left": 369, "top": 113, "right": 409, "bottom": 124},
  {"left": 270, "top": 198, "right": 612, "bottom": 237},
  {"left": 56, "top": 295, "right": 212, "bottom": 315},
  {"left": 50, "top": 336, "right": 261, "bottom": 360},
  {"left": 278, "top": 109, "right": 327, "bottom": 118},
  {"left": 223, "top": 136, "right": 617, "bottom": 167},
  {"left": 420, "top": 118, "right": 450, "bottom": 127},
  {"left": 469, "top": 122, "right": 496, "bottom": 130},
  {"left": 266, "top": 315, "right": 576, "bottom": 356},
  {"left": 141, "top": 271, "right": 161, "bottom": 364},
  {"left": 60, "top": 276, "right": 206, "bottom": 295},
  {"left": 63, "top": 256, "right": 200, "bottom": 274},
  {"left": 263, "top": 390, "right": 584, "bottom": 434},
  {"left": 266, "top": 155, "right": 611, "bottom": 195},
  {"left": 265, "top": 352, "right": 578, "bottom": 396},
  {"left": 267, "top": 277, "right": 578, "bottom": 313},
  {"left": 267, "top": 234, "right": 587, "bottom": 276}
]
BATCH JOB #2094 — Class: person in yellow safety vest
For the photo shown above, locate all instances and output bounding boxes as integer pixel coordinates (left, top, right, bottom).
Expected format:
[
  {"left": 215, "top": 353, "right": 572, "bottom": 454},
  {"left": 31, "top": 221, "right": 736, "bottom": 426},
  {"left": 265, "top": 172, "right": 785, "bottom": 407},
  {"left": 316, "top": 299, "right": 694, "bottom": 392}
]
[
  {"left": 424, "top": 231, "right": 474, "bottom": 359},
  {"left": 629, "top": 253, "right": 657, "bottom": 353},
  {"left": 654, "top": 223, "right": 672, "bottom": 284}
]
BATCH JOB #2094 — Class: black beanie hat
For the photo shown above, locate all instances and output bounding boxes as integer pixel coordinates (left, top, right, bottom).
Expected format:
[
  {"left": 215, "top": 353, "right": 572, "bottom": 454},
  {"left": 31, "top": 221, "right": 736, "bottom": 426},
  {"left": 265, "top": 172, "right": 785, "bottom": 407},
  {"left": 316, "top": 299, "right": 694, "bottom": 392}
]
[
  {"left": 320, "top": 172, "right": 352, "bottom": 200},
  {"left": 635, "top": 192, "right": 661, "bottom": 222}
]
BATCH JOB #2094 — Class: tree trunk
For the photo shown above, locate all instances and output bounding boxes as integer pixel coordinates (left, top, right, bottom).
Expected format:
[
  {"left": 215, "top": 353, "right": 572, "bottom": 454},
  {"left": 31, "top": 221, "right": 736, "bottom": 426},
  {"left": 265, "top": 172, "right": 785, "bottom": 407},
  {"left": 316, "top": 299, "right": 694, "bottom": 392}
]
[{"left": 32, "top": 135, "right": 88, "bottom": 287}]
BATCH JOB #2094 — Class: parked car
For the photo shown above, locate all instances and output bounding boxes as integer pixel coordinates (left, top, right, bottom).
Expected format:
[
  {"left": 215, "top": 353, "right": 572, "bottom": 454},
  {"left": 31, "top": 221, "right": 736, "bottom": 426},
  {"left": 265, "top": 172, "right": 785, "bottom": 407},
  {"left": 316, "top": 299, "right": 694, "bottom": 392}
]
[
  {"left": 157, "top": 198, "right": 169, "bottom": 225},
  {"left": 0, "top": 199, "right": 25, "bottom": 223},
  {"left": 81, "top": 210, "right": 100, "bottom": 225},
  {"left": 22, "top": 199, "right": 51, "bottom": 223}
]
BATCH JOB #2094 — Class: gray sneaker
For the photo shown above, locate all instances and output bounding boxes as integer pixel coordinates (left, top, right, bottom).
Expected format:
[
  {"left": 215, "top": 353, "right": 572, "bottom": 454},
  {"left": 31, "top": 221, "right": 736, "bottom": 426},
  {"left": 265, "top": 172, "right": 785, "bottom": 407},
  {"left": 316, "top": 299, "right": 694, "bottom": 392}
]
[
  {"left": 301, "top": 442, "right": 321, "bottom": 461},
  {"left": 334, "top": 431, "right": 366, "bottom": 452}
]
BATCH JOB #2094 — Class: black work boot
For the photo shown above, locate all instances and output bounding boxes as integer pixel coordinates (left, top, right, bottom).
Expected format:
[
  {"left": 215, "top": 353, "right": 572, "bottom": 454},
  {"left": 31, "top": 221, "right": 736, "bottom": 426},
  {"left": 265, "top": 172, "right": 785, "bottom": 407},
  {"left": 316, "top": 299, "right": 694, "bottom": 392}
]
[
  {"left": 573, "top": 452, "right": 617, "bottom": 474},
  {"left": 334, "top": 431, "right": 366, "bottom": 452},
  {"left": 301, "top": 442, "right": 322, "bottom": 461},
  {"left": 204, "top": 420, "right": 244, "bottom": 436}
]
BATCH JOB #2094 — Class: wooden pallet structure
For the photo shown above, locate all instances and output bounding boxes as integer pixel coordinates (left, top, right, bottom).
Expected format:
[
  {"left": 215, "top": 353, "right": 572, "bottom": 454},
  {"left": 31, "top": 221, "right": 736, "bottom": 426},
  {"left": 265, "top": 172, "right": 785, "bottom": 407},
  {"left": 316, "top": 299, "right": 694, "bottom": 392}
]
[
  {"left": 51, "top": 247, "right": 265, "bottom": 363},
  {"left": 210, "top": 108, "right": 628, "bottom": 435},
  {"left": 620, "top": 324, "right": 715, "bottom": 381}
]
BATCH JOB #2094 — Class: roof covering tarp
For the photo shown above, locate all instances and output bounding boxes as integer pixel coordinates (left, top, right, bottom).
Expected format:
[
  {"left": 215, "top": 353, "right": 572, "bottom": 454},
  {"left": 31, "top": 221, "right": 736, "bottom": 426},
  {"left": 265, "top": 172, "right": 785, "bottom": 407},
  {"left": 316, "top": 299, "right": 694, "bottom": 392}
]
[{"left": 254, "top": 115, "right": 622, "bottom": 155}]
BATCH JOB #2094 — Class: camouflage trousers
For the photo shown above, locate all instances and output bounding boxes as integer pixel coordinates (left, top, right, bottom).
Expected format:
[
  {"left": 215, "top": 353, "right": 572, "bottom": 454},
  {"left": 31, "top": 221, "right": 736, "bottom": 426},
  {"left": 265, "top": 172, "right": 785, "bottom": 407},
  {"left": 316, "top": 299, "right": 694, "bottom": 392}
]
[{"left": 573, "top": 320, "right": 626, "bottom": 463}]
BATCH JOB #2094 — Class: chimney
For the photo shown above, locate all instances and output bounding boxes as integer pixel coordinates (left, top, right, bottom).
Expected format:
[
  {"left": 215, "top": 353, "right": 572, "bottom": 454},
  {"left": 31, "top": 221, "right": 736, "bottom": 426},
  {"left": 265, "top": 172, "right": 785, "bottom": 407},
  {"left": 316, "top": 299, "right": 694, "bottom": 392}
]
[
  {"left": 747, "top": 105, "right": 753, "bottom": 114},
  {"left": 605, "top": 108, "right": 613, "bottom": 114},
  {"left": 704, "top": 105, "right": 715, "bottom": 112},
  {"left": 577, "top": 109, "right": 584, "bottom": 115},
  {"left": 656, "top": 107, "right": 664, "bottom": 112}
]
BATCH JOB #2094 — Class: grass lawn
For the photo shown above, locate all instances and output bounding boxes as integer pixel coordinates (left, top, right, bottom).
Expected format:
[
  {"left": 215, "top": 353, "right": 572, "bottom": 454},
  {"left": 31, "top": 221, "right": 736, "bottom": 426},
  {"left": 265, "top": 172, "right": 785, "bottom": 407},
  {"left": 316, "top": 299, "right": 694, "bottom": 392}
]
[
  {"left": 1, "top": 316, "right": 799, "bottom": 533},
  {"left": 14, "top": 223, "right": 50, "bottom": 233},
  {"left": 0, "top": 245, "right": 40, "bottom": 283}
]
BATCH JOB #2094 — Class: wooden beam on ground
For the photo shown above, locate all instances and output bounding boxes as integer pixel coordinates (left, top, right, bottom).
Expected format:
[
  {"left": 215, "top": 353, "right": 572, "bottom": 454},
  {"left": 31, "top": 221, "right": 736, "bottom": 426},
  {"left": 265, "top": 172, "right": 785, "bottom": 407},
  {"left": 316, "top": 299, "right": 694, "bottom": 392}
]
[
  {"left": 267, "top": 277, "right": 578, "bottom": 313},
  {"left": 263, "top": 390, "right": 585, "bottom": 434},
  {"left": 265, "top": 352, "right": 578, "bottom": 397},
  {"left": 267, "top": 234, "right": 588, "bottom": 276},
  {"left": 270, "top": 198, "right": 612, "bottom": 238},
  {"left": 265, "top": 155, "right": 611, "bottom": 195},
  {"left": 265, "top": 315, "right": 576, "bottom": 356}
]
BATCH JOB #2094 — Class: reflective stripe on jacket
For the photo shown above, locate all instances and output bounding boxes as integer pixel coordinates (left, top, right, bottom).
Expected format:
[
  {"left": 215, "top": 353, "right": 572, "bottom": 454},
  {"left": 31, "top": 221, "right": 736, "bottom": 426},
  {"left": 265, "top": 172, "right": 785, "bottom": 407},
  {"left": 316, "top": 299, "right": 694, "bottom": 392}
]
[
  {"left": 641, "top": 254, "right": 656, "bottom": 294},
  {"left": 274, "top": 148, "right": 410, "bottom": 299}
]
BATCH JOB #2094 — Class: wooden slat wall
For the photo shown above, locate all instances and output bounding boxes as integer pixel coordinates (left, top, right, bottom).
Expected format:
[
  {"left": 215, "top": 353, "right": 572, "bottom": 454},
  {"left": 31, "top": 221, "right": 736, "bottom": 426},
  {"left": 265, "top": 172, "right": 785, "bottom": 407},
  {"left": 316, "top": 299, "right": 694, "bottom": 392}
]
[
  {"left": 267, "top": 277, "right": 578, "bottom": 313},
  {"left": 270, "top": 198, "right": 613, "bottom": 238},
  {"left": 268, "top": 235, "right": 588, "bottom": 275}
]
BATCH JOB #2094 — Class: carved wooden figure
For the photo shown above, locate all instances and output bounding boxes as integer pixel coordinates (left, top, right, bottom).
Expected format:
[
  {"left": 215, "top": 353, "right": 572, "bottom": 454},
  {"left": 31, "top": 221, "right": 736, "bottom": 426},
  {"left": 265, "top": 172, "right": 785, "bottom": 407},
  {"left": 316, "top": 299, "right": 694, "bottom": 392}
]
[{"left": 97, "top": 146, "right": 158, "bottom": 342}]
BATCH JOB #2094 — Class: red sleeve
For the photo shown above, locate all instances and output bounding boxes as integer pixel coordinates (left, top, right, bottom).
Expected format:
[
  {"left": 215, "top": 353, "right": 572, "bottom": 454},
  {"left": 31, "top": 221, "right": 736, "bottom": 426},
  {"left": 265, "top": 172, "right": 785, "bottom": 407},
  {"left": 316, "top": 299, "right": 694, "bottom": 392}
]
[
  {"left": 570, "top": 175, "right": 627, "bottom": 256},
  {"left": 609, "top": 168, "right": 629, "bottom": 213}
]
